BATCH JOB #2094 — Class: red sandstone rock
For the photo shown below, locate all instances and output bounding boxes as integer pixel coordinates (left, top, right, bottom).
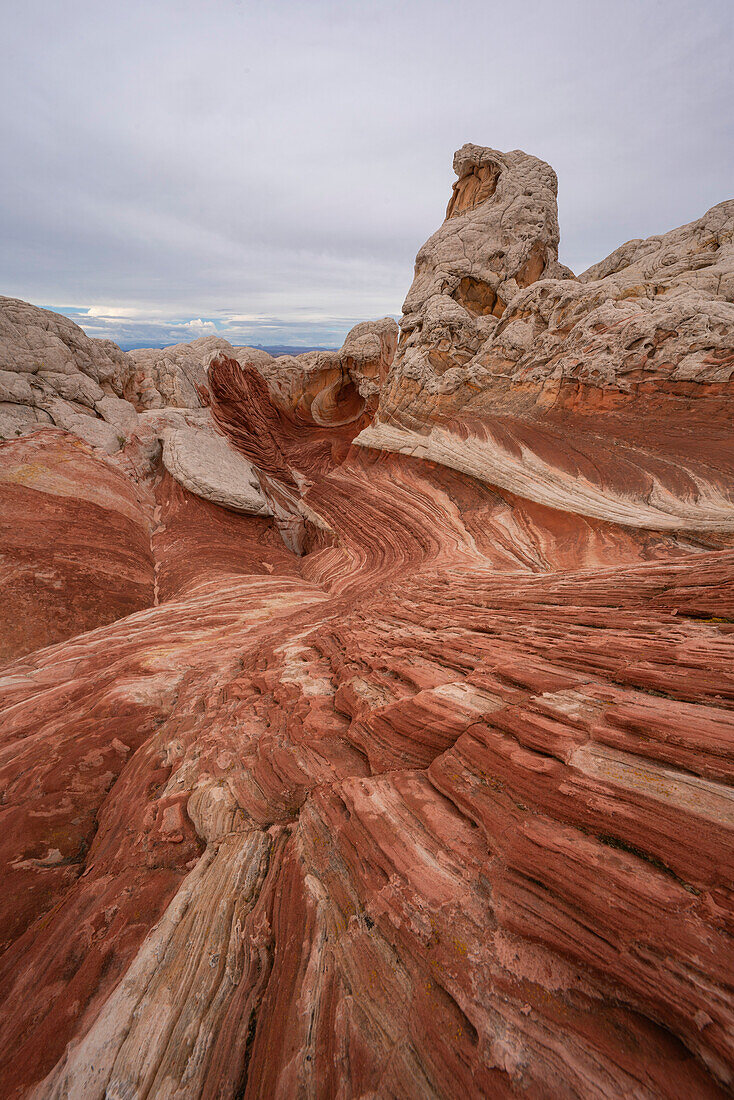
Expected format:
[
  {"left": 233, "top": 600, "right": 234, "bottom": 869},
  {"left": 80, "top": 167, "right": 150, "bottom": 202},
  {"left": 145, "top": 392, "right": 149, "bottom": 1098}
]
[
  {"left": 0, "top": 148, "right": 733, "bottom": 1099},
  {"left": 0, "top": 429, "right": 155, "bottom": 666}
]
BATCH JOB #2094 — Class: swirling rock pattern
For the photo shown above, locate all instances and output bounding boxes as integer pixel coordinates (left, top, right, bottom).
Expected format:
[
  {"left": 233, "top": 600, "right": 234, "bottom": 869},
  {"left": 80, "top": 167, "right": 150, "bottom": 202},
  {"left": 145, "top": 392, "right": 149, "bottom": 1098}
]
[
  {"left": 229, "top": 317, "right": 398, "bottom": 428},
  {"left": 0, "top": 147, "right": 733, "bottom": 1099}
]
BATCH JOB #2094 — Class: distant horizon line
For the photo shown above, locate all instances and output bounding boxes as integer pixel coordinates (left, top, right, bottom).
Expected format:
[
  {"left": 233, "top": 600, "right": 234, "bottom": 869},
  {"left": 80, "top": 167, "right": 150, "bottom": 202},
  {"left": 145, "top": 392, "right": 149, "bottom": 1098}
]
[
  {"left": 20, "top": 298, "right": 383, "bottom": 356},
  {"left": 116, "top": 340, "right": 339, "bottom": 354}
]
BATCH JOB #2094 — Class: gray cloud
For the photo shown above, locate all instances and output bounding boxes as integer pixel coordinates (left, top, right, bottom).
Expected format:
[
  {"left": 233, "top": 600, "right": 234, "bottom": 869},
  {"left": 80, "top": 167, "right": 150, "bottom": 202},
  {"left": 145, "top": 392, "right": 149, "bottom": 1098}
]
[{"left": 1, "top": 0, "right": 732, "bottom": 347}]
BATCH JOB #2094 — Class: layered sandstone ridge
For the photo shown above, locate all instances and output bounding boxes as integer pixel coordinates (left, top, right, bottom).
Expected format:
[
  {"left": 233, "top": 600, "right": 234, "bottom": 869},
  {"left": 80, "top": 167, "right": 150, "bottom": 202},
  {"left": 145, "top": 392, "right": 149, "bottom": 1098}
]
[
  {"left": 357, "top": 149, "right": 734, "bottom": 533},
  {"left": 0, "top": 299, "right": 396, "bottom": 658},
  {"left": 0, "top": 146, "right": 733, "bottom": 1100}
]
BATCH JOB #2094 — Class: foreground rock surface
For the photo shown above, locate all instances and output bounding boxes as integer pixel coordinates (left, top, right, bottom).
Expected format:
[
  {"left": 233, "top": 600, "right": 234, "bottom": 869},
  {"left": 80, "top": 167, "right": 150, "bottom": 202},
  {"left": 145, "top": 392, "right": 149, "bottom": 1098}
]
[{"left": 0, "top": 146, "right": 733, "bottom": 1099}]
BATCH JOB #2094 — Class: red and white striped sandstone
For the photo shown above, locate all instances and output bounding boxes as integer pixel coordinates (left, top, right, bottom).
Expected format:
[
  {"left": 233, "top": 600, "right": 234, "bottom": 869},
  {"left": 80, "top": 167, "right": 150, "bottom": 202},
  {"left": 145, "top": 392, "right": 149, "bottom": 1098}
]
[{"left": 0, "top": 146, "right": 733, "bottom": 1099}]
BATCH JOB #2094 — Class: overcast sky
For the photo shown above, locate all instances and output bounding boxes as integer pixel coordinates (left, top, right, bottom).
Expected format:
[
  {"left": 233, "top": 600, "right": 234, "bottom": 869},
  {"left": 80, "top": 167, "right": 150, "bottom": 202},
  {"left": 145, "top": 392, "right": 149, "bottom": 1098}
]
[{"left": 1, "top": 0, "right": 732, "bottom": 349}]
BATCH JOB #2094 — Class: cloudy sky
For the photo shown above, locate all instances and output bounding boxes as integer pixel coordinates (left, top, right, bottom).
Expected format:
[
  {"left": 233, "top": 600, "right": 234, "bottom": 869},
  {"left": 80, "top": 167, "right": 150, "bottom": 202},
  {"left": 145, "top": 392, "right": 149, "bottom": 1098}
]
[{"left": 2, "top": 0, "right": 732, "bottom": 349}]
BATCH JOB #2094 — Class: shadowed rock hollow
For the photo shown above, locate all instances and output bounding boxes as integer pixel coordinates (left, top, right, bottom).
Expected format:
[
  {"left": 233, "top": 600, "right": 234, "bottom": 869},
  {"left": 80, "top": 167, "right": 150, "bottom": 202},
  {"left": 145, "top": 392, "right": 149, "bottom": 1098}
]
[{"left": 0, "top": 144, "right": 733, "bottom": 1099}]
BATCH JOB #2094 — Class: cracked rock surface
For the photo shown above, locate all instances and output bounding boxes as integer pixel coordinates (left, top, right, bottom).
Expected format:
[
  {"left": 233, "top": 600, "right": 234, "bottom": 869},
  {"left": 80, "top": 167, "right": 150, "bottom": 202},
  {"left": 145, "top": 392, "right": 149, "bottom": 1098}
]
[{"left": 0, "top": 146, "right": 733, "bottom": 1099}]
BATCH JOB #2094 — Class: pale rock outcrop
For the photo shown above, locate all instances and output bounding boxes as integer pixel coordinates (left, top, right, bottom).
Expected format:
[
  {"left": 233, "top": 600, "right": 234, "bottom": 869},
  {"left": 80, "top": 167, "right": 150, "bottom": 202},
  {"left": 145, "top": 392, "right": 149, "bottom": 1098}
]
[
  {"left": 0, "top": 297, "right": 127, "bottom": 385},
  {"left": 232, "top": 317, "right": 398, "bottom": 427},
  {"left": 0, "top": 401, "right": 53, "bottom": 439},
  {"left": 580, "top": 198, "right": 734, "bottom": 298},
  {"left": 393, "top": 144, "right": 572, "bottom": 385},
  {"left": 333, "top": 316, "right": 399, "bottom": 400},
  {"left": 95, "top": 394, "right": 139, "bottom": 434},
  {"left": 124, "top": 336, "right": 238, "bottom": 410},
  {"left": 469, "top": 197, "right": 734, "bottom": 400},
  {"left": 364, "top": 148, "right": 733, "bottom": 420},
  {"left": 161, "top": 424, "right": 272, "bottom": 516},
  {"left": 358, "top": 146, "right": 734, "bottom": 533},
  {"left": 0, "top": 297, "right": 137, "bottom": 450},
  {"left": 0, "top": 370, "right": 35, "bottom": 405},
  {"left": 40, "top": 396, "right": 125, "bottom": 455},
  {"left": 35, "top": 369, "right": 104, "bottom": 408}
]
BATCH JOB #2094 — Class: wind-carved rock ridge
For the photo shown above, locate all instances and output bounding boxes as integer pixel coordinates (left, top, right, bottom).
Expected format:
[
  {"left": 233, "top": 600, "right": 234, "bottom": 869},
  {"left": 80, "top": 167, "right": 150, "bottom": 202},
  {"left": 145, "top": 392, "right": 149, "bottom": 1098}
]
[
  {"left": 356, "top": 146, "right": 734, "bottom": 534},
  {"left": 0, "top": 145, "right": 733, "bottom": 1099}
]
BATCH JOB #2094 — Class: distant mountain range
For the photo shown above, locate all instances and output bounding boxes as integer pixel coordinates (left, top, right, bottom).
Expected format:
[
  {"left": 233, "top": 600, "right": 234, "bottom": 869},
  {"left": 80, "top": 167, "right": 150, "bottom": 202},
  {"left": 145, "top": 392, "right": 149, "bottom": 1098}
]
[
  {"left": 253, "top": 344, "right": 336, "bottom": 356},
  {"left": 115, "top": 341, "right": 337, "bottom": 355}
]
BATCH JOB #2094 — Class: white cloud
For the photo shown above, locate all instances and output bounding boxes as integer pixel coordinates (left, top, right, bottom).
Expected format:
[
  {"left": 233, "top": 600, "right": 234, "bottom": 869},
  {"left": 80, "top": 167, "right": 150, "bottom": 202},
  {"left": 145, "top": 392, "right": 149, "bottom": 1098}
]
[
  {"left": 172, "top": 319, "right": 217, "bottom": 333},
  {"left": 85, "top": 305, "right": 169, "bottom": 321}
]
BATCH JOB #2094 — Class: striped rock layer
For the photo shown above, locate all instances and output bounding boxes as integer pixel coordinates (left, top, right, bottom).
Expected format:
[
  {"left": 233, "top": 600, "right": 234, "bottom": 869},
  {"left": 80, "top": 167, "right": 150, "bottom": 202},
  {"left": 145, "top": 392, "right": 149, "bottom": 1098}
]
[{"left": 0, "top": 146, "right": 733, "bottom": 1099}]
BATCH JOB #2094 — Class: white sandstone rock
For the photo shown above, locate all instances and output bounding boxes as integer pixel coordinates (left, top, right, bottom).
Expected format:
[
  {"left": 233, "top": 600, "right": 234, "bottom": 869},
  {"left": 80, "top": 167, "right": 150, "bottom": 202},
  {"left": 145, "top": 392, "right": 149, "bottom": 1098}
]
[{"left": 161, "top": 425, "right": 272, "bottom": 516}]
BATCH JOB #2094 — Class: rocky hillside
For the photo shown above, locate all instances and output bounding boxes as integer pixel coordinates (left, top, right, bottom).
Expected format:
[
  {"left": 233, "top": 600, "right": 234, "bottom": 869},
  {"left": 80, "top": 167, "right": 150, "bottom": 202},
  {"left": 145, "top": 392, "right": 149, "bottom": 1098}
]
[{"left": 0, "top": 146, "right": 733, "bottom": 1099}]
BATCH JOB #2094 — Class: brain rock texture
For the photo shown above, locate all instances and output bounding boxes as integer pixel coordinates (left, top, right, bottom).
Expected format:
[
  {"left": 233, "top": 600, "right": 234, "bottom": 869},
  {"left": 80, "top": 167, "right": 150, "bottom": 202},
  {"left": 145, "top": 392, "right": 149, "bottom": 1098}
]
[{"left": 1, "top": 145, "right": 734, "bottom": 1100}]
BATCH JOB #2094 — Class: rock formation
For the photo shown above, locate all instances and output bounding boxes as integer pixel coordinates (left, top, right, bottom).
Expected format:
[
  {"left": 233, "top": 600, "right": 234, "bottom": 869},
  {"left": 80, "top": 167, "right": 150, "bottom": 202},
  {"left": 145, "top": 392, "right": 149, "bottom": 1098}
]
[
  {"left": 124, "top": 336, "right": 236, "bottom": 411},
  {"left": 359, "top": 144, "right": 734, "bottom": 534},
  {"left": 0, "top": 146, "right": 733, "bottom": 1100},
  {"left": 0, "top": 297, "right": 135, "bottom": 452}
]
